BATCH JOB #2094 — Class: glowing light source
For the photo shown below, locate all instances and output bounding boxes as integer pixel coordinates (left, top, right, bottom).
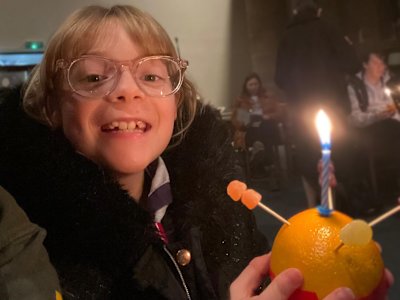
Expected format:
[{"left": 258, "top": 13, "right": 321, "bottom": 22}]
[
  {"left": 315, "top": 110, "right": 332, "bottom": 150},
  {"left": 315, "top": 110, "right": 333, "bottom": 215}
]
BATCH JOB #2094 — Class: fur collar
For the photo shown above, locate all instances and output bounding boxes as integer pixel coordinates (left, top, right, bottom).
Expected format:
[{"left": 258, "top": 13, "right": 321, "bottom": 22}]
[{"left": 0, "top": 87, "right": 267, "bottom": 296}]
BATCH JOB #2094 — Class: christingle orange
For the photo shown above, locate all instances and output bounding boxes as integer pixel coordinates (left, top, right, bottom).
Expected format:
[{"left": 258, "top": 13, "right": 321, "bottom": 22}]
[{"left": 227, "top": 180, "right": 399, "bottom": 300}]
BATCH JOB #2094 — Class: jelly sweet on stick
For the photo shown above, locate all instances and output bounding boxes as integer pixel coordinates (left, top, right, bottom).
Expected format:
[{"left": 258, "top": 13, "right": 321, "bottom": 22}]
[
  {"left": 340, "top": 220, "right": 373, "bottom": 246},
  {"left": 226, "top": 180, "right": 247, "bottom": 201},
  {"left": 337, "top": 201, "right": 400, "bottom": 250},
  {"left": 241, "top": 189, "right": 261, "bottom": 210},
  {"left": 227, "top": 180, "right": 290, "bottom": 225}
]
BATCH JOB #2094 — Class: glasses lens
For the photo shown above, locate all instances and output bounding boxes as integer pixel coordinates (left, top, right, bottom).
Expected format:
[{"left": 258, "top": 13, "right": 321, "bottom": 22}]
[
  {"left": 68, "top": 57, "right": 117, "bottom": 97},
  {"left": 135, "top": 57, "right": 182, "bottom": 97}
]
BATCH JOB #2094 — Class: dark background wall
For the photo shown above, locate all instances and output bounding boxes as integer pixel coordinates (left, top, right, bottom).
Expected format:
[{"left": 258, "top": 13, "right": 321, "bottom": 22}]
[{"left": 1, "top": 0, "right": 399, "bottom": 109}]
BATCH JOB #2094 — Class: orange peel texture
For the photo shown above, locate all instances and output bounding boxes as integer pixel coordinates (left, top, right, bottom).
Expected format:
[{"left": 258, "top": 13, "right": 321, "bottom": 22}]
[{"left": 270, "top": 208, "right": 384, "bottom": 299}]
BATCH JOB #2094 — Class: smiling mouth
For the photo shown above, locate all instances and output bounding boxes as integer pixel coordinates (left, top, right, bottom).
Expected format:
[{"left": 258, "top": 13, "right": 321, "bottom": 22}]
[{"left": 101, "top": 120, "right": 149, "bottom": 133}]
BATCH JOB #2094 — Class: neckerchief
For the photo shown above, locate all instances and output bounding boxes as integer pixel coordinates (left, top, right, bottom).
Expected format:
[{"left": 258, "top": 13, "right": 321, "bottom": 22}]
[{"left": 143, "top": 157, "right": 172, "bottom": 243}]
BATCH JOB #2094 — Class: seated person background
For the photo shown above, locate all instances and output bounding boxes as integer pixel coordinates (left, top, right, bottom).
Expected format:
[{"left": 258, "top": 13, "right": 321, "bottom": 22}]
[
  {"left": 231, "top": 72, "right": 284, "bottom": 178},
  {"left": 348, "top": 50, "right": 400, "bottom": 127},
  {"left": 347, "top": 48, "right": 400, "bottom": 213}
]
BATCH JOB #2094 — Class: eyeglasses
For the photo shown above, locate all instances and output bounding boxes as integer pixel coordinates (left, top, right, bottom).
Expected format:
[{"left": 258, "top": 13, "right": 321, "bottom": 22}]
[{"left": 56, "top": 55, "right": 188, "bottom": 98}]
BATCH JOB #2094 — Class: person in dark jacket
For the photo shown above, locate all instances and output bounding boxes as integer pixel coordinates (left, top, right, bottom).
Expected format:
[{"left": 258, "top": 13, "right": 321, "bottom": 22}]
[
  {"left": 274, "top": 0, "right": 360, "bottom": 208},
  {"left": 0, "top": 185, "right": 61, "bottom": 300}
]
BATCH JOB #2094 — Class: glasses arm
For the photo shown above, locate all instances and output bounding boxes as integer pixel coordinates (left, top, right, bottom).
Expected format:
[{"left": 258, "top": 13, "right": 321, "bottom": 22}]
[{"left": 55, "top": 59, "right": 69, "bottom": 71}]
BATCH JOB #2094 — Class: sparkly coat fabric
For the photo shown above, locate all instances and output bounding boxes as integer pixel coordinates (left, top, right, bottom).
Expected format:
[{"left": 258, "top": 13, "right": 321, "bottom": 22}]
[{"left": 0, "top": 87, "right": 268, "bottom": 299}]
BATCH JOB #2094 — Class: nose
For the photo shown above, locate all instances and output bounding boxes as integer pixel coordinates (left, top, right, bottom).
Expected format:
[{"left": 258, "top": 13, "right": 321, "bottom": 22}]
[{"left": 109, "top": 64, "right": 145, "bottom": 102}]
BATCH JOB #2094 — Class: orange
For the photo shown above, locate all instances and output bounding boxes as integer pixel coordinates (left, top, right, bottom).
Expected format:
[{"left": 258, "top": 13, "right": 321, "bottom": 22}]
[{"left": 270, "top": 208, "right": 384, "bottom": 299}]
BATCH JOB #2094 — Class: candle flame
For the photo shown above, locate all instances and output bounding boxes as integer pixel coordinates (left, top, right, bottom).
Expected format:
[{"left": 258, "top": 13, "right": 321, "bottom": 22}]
[{"left": 315, "top": 110, "right": 332, "bottom": 146}]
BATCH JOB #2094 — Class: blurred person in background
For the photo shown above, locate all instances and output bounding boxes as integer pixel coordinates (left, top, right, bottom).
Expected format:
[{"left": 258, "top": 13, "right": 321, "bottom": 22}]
[
  {"left": 347, "top": 48, "right": 400, "bottom": 214},
  {"left": 231, "top": 73, "right": 284, "bottom": 179},
  {"left": 274, "top": 0, "right": 360, "bottom": 207}
]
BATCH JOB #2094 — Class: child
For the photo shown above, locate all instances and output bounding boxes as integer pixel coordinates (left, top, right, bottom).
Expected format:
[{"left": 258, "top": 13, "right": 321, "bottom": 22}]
[
  {"left": 0, "top": 4, "right": 267, "bottom": 299},
  {"left": 0, "top": 5, "right": 391, "bottom": 300}
]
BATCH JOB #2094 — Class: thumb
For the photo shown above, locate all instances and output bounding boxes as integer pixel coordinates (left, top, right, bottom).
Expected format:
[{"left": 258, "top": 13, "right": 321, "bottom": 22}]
[
  {"left": 259, "top": 268, "right": 303, "bottom": 300},
  {"left": 230, "top": 254, "right": 270, "bottom": 299}
]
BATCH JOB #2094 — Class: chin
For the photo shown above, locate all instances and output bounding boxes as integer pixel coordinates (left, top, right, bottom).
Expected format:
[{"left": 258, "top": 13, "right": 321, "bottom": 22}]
[{"left": 107, "top": 157, "right": 154, "bottom": 175}]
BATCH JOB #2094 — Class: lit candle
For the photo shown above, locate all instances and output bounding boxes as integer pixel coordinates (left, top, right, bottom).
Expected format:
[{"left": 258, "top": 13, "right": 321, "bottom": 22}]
[{"left": 315, "top": 110, "right": 332, "bottom": 216}]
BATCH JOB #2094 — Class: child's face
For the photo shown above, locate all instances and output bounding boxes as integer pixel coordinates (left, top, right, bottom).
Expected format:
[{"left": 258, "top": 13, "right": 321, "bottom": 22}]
[{"left": 59, "top": 23, "right": 177, "bottom": 181}]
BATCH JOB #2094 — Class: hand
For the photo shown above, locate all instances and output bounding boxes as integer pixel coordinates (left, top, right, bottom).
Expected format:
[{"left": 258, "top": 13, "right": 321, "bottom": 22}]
[
  {"left": 230, "top": 253, "right": 303, "bottom": 300},
  {"left": 368, "top": 268, "right": 394, "bottom": 300},
  {"left": 230, "top": 253, "right": 357, "bottom": 300},
  {"left": 371, "top": 242, "right": 395, "bottom": 300}
]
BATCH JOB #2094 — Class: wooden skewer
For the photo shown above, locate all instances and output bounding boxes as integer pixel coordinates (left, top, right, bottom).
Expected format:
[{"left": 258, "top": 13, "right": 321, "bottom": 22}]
[
  {"left": 328, "top": 187, "right": 334, "bottom": 210},
  {"left": 258, "top": 202, "right": 291, "bottom": 225},
  {"left": 368, "top": 205, "right": 400, "bottom": 227},
  {"left": 334, "top": 242, "right": 344, "bottom": 252}
]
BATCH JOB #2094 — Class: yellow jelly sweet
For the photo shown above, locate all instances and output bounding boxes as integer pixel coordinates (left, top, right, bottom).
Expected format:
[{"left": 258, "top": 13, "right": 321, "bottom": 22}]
[{"left": 340, "top": 219, "right": 373, "bottom": 246}]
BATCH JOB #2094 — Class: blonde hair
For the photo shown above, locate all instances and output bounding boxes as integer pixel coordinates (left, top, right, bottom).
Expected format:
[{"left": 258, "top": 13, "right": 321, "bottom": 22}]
[{"left": 23, "top": 5, "right": 198, "bottom": 146}]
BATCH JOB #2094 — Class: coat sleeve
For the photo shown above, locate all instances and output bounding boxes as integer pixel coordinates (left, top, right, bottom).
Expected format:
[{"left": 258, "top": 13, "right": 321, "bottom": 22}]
[{"left": 0, "top": 186, "right": 61, "bottom": 300}]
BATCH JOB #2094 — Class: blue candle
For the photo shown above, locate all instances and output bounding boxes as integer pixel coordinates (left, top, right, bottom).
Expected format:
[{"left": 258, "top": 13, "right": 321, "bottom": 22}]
[{"left": 315, "top": 110, "right": 332, "bottom": 216}]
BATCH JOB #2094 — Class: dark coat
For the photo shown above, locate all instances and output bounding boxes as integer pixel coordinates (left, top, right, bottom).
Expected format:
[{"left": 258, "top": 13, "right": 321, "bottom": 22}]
[
  {"left": 275, "top": 11, "right": 360, "bottom": 113},
  {"left": 0, "top": 87, "right": 268, "bottom": 299},
  {"left": 274, "top": 11, "right": 361, "bottom": 185}
]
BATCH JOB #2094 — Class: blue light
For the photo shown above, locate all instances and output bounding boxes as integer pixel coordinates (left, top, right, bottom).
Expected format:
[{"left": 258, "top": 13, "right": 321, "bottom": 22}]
[{"left": 0, "top": 52, "right": 44, "bottom": 67}]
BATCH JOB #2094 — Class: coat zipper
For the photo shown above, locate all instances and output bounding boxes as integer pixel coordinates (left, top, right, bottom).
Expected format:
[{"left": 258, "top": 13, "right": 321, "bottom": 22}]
[{"left": 163, "top": 245, "right": 192, "bottom": 300}]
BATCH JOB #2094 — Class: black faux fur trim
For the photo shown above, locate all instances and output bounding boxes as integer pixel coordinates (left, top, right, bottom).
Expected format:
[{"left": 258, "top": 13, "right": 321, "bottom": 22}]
[{"left": 0, "top": 87, "right": 268, "bottom": 297}]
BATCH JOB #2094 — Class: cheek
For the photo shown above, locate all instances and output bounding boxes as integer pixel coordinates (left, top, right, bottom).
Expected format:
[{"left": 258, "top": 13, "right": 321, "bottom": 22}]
[
  {"left": 159, "top": 102, "right": 178, "bottom": 145},
  {"left": 60, "top": 103, "right": 83, "bottom": 147},
  {"left": 164, "top": 105, "right": 177, "bottom": 133},
  {"left": 174, "top": 105, "right": 177, "bottom": 121},
  {"left": 173, "top": 96, "right": 181, "bottom": 121},
  {"left": 59, "top": 97, "right": 94, "bottom": 146}
]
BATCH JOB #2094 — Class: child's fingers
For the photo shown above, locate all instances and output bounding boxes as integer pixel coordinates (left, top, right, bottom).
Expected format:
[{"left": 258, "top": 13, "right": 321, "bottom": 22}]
[
  {"left": 258, "top": 268, "right": 303, "bottom": 300},
  {"left": 229, "top": 254, "right": 270, "bottom": 299}
]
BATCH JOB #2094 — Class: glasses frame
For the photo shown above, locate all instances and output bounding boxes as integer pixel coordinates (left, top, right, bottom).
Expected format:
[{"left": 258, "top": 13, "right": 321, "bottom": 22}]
[{"left": 56, "top": 55, "right": 189, "bottom": 98}]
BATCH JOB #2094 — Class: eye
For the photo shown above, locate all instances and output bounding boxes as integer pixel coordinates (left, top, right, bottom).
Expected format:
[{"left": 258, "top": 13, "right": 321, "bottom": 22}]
[
  {"left": 143, "top": 74, "right": 160, "bottom": 82},
  {"left": 84, "top": 74, "right": 107, "bottom": 83}
]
